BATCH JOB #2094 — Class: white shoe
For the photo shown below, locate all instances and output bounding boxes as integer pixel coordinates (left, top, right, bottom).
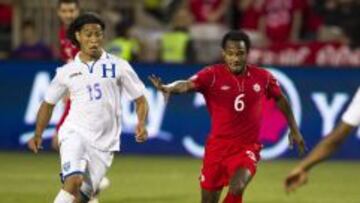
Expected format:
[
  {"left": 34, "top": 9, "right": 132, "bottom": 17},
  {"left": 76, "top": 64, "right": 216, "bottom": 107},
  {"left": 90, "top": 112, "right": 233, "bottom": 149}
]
[
  {"left": 88, "top": 198, "right": 99, "bottom": 203},
  {"left": 89, "top": 177, "right": 111, "bottom": 203},
  {"left": 98, "top": 177, "right": 111, "bottom": 192}
]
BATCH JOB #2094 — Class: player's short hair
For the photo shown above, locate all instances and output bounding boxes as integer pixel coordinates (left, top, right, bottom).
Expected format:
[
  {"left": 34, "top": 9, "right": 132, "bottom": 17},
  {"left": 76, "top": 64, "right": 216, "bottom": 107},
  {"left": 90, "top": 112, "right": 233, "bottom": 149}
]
[
  {"left": 67, "top": 12, "right": 105, "bottom": 47},
  {"left": 22, "top": 19, "right": 36, "bottom": 29},
  {"left": 221, "top": 30, "right": 251, "bottom": 52},
  {"left": 57, "top": 0, "right": 79, "bottom": 7}
]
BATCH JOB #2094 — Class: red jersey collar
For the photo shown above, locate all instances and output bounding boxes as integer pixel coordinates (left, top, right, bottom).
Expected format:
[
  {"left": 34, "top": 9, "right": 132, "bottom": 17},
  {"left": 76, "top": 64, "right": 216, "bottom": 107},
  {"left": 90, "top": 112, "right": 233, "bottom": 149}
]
[{"left": 225, "top": 64, "right": 251, "bottom": 77}]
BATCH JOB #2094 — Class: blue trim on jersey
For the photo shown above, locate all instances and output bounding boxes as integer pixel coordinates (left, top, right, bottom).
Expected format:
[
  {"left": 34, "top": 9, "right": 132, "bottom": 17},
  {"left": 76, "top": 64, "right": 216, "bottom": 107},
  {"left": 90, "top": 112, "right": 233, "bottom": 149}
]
[
  {"left": 82, "top": 59, "right": 99, "bottom": 74},
  {"left": 61, "top": 171, "right": 84, "bottom": 183}
]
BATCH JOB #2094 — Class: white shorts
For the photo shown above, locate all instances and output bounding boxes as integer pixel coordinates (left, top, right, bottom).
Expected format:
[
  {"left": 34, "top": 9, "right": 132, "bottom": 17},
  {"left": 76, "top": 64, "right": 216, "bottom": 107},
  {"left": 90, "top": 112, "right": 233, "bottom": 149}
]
[{"left": 59, "top": 129, "right": 114, "bottom": 198}]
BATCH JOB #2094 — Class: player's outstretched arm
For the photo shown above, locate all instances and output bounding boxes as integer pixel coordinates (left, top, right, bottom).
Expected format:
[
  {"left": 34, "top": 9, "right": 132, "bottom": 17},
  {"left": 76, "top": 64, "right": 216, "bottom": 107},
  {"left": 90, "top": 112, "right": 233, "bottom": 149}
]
[
  {"left": 29, "top": 101, "right": 55, "bottom": 153},
  {"left": 148, "top": 74, "right": 196, "bottom": 98},
  {"left": 285, "top": 121, "right": 354, "bottom": 193},
  {"left": 134, "top": 95, "right": 149, "bottom": 143},
  {"left": 275, "top": 94, "right": 307, "bottom": 155}
]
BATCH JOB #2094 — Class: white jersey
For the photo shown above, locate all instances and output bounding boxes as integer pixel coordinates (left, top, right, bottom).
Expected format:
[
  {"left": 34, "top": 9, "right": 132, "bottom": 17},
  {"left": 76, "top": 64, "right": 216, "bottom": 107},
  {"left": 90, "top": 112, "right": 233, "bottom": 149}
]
[
  {"left": 44, "top": 51, "right": 145, "bottom": 151},
  {"left": 342, "top": 87, "right": 360, "bottom": 127}
]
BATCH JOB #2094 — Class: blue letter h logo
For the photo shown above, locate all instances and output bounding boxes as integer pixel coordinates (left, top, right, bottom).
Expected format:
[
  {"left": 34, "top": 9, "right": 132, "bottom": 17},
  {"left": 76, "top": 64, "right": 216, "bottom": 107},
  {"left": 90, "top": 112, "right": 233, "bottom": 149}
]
[{"left": 102, "top": 63, "right": 116, "bottom": 78}]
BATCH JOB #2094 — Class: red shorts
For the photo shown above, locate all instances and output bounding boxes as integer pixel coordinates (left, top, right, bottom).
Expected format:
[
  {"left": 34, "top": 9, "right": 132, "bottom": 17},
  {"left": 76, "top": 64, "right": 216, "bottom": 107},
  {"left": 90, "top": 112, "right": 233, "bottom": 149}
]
[{"left": 200, "top": 140, "right": 262, "bottom": 191}]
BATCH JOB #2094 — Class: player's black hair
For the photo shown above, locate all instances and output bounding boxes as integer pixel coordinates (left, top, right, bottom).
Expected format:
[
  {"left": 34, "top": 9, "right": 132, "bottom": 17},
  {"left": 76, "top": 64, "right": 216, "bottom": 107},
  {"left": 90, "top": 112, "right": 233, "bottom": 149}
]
[
  {"left": 57, "top": 0, "right": 79, "bottom": 7},
  {"left": 67, "top": 12, "right": 105, "bottom": 48},
  {"left": 22, "top": 19, "right": 36, "bottom": 29},
  {"left": 221, "top": 30, "right": 251, "bottom": 52}
]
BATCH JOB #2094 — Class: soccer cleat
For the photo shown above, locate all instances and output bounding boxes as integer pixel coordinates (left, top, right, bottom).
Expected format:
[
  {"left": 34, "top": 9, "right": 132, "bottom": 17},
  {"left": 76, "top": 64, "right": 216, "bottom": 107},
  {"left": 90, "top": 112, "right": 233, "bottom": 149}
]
[
  {"left": 88, "top": 198, "right": 99, "bottom": 203},
  {"left": 89, "top": 177, "right": 111, "bottom": 202},
  {"left": 98, "top": 176, "right": 110, "bottom": 192}
]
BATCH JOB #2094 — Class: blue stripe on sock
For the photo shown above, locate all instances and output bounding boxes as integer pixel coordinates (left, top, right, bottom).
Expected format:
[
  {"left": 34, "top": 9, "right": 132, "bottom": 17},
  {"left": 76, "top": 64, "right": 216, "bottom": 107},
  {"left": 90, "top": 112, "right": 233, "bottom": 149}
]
[{"left": 80, "top": 190, "right": 90, "bottom": 202}]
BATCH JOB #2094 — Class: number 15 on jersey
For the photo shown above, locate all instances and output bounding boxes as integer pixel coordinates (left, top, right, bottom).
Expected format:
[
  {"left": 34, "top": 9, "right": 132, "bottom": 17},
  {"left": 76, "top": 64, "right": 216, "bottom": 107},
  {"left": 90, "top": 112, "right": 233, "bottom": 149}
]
[{"left": 87, "top": 83, "right": 102, "bottom": 101}]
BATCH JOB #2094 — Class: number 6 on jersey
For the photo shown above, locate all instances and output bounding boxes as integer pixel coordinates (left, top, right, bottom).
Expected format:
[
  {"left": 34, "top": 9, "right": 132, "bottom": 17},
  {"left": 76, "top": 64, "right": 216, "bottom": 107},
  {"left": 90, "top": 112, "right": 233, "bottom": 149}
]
[{"left": 234, "top": 93, "right": 245, "bottom": 111}]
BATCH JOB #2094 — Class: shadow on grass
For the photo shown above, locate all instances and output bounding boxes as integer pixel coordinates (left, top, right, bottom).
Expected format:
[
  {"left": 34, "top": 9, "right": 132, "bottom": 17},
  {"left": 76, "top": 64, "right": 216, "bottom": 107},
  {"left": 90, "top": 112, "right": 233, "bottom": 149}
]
[{"left": 105, "top": 194, "right": 192, "bottom": 203}]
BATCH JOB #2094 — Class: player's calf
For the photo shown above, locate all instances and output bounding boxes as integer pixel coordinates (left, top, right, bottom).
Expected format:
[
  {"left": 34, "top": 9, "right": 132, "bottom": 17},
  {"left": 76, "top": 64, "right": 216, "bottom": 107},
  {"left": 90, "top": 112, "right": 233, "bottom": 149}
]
[{"left": 62, "top": 174, "right": 84, "bottom": 202}]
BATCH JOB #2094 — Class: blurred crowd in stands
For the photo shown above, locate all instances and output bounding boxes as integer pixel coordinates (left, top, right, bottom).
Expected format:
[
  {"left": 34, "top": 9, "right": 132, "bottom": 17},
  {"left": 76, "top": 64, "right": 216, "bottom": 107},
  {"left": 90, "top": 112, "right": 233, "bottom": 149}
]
[{"left": 0, "top": 0, "right": 359, "bottom": 66}]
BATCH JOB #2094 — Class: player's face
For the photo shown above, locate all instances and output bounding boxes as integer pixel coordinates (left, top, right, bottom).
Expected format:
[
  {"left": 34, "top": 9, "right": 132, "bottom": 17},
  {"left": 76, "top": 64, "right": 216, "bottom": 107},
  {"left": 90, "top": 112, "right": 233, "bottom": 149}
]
[
  {"left": 57, "top": 3, "right": 79, "bottom": 26},
  {"left": 76, "top": 24, "right": 104, "bottom": 58},
  {"left": 222, "top": 40, "right": 248, "bottom": 74}
]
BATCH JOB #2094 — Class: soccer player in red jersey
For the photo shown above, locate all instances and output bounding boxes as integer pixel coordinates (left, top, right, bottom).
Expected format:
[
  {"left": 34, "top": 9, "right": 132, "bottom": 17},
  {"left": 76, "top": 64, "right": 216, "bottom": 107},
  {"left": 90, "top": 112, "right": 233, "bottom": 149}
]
[
  {"left": 58, "top": 0, "right": 80, "bottom": 63},
  {"left": 52, "top": 0, "right": 80, "bottom": 151},
  {"left": 149, "top": 30, "right": 306, "bottom": 203}
]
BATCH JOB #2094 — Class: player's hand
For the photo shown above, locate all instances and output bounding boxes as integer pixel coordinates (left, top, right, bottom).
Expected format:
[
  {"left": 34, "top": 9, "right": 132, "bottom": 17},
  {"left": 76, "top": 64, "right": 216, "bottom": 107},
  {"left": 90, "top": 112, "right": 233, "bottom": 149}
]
[
  {"left": 135, "top": 123, "right": 148, "bottom": 143},
  {"left": 289, "top": 130, "right": 307, "bottom": 156},
  {"left": 285, "top": 166, "right": 308, "bottom": 193},
  {"left": 28, "top": 135, "right": 43, "bottom": 154},
  {"left": 148, "top": 74, "right": 170, "bottom": 102}
]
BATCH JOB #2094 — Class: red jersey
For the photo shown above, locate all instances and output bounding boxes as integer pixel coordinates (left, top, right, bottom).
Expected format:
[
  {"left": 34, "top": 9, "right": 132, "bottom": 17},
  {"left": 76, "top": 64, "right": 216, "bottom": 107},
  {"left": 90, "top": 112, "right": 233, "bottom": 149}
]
[
  {"left": 261, "top": 0, "right": 306, "bottom": 43},
  {"left": 58, "top": 25, "right": 79, "bottom": 62},
  {"left": 239, "top": 1, "right": 263, "bottom": 30},
  {"left": 190, "top": 0, "right": 224, "bottom": 23},
  {"left": 191, "top": 64, "right": 282, "bottom": 145},
  {"left": 0, "top": 4, "right": 12, "bottom": 26},
  {"left": 56, "top": 25, "right": 78, "bottom": 133}
]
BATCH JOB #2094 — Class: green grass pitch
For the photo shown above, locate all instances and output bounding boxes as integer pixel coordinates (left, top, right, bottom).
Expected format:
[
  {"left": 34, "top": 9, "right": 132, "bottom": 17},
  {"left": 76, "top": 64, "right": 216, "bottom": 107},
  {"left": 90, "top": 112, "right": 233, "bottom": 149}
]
[{"left": 0, "top": 152, "right": 359, "bottom": 203}]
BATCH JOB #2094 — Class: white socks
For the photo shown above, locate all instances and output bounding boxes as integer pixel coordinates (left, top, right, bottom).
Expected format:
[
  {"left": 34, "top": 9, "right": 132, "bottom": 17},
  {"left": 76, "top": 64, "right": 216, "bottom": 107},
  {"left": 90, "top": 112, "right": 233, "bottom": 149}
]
[{"left": 54, "top": 189, "right": 75, "bottom": 203}]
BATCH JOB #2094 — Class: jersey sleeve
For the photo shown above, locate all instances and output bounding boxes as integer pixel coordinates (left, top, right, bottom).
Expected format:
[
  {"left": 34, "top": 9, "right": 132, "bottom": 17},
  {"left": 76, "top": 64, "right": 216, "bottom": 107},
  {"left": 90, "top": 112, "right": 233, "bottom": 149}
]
[
  {"left": 265, "top": 71, "right": 282, "bottom": 99},
  {"left": 190, "top": 67, "right": 215, "bottom": 92},
  {"left": 341, "top": 88, "right": 360, "bottom": 126},
  {"left": 119, "top": 61, "right": 146, "bottom": 100},
  {"left": 44, "top": 68, "right": 67, "bottom": 105}
]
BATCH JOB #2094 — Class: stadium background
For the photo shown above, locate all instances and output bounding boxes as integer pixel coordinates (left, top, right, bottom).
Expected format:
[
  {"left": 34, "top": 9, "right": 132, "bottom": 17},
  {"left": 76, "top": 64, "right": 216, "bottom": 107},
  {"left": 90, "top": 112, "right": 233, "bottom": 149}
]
[{"left": 0, "top": 0, "right": 359, "bottom": 202}]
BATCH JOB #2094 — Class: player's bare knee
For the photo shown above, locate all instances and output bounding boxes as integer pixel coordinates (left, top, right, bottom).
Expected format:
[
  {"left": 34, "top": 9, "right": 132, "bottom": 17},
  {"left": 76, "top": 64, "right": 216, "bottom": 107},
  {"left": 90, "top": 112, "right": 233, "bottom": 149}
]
[
  {"left": 229, "top": 181, "right": 246, "bottom": 195},
  {"left": 201, "top": 190, "right": 220, "bottom": 203},
  {"left": 201, "top": 197, "right": 218, "bottom": 203},
  {"left": 63, "top": 175, "right": 84, "bottom": 195}
]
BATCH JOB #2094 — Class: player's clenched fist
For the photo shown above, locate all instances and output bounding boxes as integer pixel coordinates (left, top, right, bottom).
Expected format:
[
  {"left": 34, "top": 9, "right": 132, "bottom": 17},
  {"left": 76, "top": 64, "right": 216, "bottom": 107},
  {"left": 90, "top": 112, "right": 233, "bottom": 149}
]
[
  {"left": 284, "top": 167, "right": 308, "bottom": 193},
  {"left": 135, "top": 123, "right": 148, "bottom": 143},
  {"left": 288, "top": 130, "right": 307, "bottom": 156},
  {"left": 28, "top": 135, "right": 43, "bottom": 154}
]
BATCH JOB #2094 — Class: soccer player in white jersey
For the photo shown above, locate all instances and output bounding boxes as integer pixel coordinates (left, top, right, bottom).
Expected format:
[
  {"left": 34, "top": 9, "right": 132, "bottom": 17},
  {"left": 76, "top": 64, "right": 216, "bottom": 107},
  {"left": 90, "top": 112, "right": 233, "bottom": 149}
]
[
  {"left": 28, "top": 13, "right": 149, "bottom": 203},
  {"left": 285, "top": 87, "right": 360, "bottom": 193}
]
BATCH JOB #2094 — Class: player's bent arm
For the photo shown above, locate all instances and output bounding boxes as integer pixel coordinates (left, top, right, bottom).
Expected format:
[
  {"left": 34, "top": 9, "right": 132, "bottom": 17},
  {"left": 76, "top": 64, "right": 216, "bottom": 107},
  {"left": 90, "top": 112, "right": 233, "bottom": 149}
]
[
  {"left": 164, "top": 79, "right": 196, "bottom": 94},
  {"left": 134, "top": 95, "right": 149, "bottom": 125},
  {"left": 298, "top": 121, "right": 354, "bottom": 171},
  {"left": 35, "top": 101, "right": 55, "bottom": 138}
]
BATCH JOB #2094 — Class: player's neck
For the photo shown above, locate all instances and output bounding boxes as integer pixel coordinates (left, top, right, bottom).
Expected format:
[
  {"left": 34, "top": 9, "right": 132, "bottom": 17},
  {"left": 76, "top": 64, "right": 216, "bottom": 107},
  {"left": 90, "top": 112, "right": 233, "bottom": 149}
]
[
  {"left": 79, "top": 51, "right": 102, "bottom": 63},
  {"left": 227, "top": 64, "right": 247, "bottom": 75}
]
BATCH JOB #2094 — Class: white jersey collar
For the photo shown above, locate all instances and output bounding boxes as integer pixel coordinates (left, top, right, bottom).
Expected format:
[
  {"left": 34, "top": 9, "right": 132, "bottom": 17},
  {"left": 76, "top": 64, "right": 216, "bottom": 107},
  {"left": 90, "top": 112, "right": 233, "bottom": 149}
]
[{"left": 74, "top": 50, "right": 109, "bottom": 64}]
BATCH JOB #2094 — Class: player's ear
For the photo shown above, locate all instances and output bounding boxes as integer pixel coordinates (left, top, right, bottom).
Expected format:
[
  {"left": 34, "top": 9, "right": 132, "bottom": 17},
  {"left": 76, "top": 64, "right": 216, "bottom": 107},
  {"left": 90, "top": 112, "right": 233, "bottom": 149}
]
[
  {"left": 221, "top": 49, "right": 226, "bottom": 58},
  {"left": 75, "top": 31, "right": 81, "bottom": 42}
]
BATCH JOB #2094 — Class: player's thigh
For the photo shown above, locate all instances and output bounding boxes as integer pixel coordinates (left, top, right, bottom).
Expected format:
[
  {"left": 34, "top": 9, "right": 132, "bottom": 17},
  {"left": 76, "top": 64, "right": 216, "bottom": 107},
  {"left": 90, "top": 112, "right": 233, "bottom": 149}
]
[
  {"left": 200, "top": 153, "right": 226, "bottom": 191},
  {"left": 59, "top": 134, "right": 87, "bottom": 180},
  {"left": 226, "top": 148, "right": 260, "bottom": 193},
  {"left": 81, "top": 147, "right": 114, "bottom": 197}
]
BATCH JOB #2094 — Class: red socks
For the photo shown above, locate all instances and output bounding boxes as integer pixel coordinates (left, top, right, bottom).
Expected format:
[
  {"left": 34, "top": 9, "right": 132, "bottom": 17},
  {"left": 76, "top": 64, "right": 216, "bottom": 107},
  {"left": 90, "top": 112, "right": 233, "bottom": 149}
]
[{"left": 223, "top": 192, "right": 242, "bottom": 203}]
